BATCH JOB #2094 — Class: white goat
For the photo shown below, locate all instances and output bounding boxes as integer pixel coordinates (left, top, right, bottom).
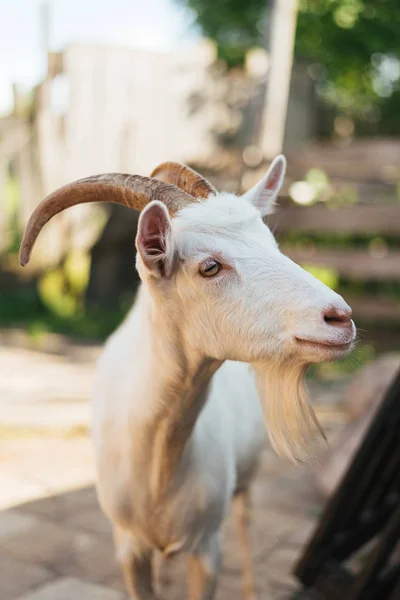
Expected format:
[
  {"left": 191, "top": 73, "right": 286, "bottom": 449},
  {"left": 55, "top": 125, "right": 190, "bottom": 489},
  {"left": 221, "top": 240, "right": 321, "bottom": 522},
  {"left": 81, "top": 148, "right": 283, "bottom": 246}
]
[{"left": 20, "top": 156, "right": 356, "bottom": 600}]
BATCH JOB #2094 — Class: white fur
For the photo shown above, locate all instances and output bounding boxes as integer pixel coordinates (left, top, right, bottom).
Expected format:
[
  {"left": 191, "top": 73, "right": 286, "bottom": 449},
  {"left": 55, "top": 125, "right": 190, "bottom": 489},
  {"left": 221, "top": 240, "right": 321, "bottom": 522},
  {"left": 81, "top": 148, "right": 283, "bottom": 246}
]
[{"left": 91, "top": 158, "right": 356, "bottom": 599}]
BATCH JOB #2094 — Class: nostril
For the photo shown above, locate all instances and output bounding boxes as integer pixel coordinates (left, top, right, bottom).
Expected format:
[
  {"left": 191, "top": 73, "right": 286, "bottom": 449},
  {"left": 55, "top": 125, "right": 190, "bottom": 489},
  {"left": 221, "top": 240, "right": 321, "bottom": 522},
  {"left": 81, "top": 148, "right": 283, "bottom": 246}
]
[{"left": 323, "top": 306, "right": 352, "bottom": 327}]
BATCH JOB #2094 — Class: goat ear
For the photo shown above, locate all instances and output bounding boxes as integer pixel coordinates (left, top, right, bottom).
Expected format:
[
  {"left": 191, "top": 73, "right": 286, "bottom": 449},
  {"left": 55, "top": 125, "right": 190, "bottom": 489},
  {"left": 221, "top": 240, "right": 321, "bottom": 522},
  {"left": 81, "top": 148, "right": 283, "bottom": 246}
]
[
  {"left": 136, "top": 201, "right": 174, "bottom": 278},
  {"left": 242, "top": 154, "right": 286, "bottom": 216}
]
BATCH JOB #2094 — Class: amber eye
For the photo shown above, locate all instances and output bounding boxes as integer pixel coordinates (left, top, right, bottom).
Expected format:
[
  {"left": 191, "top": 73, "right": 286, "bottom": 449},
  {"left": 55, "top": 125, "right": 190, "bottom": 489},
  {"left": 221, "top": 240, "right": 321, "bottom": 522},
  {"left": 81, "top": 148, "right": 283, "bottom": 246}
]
[{"left": 199, "top": 259, "right": 222, "bottom": 278}]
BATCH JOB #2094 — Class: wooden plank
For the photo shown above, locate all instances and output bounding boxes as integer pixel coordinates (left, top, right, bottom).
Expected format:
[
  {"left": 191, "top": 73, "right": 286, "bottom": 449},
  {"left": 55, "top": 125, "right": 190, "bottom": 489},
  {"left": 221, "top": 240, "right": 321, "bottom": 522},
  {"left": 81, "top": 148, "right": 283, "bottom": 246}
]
[
  {"left": 283, "top": 247, "right": 400, "bottom": 281},
  {"left": 286, "top": 139, "right": 400, "bottom": 184},
  {"left": 269, "top": 202, "right": 400, "bottom": 235},
  {"left": 344, "top": 296, "right": 400, "bottom": 322}
]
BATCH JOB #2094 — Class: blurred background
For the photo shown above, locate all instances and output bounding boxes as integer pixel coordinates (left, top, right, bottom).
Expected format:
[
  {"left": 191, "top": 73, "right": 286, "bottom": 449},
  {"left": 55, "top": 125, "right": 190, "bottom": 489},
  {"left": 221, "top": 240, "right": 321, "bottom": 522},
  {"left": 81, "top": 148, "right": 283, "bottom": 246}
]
[
  {"left": 1, "top": 1, "right": 400, "bottom": 598},
  {"left": 2, "top": 0, "right": 400, "bottom": 352}
]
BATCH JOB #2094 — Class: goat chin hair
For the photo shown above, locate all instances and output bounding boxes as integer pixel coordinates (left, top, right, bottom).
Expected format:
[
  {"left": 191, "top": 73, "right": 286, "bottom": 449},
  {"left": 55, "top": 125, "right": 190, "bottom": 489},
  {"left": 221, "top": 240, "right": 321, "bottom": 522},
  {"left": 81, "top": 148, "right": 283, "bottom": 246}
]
[{"left": 254, "top": 360, "right": 326, "bottom": 464}]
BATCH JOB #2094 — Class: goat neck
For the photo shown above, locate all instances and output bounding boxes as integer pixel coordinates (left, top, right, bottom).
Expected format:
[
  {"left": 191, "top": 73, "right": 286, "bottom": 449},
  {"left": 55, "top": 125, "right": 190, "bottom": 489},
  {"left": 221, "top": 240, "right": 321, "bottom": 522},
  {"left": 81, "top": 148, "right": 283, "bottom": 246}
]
[{"left": 133, "top": 286, "right": 221, "bottom": 501}]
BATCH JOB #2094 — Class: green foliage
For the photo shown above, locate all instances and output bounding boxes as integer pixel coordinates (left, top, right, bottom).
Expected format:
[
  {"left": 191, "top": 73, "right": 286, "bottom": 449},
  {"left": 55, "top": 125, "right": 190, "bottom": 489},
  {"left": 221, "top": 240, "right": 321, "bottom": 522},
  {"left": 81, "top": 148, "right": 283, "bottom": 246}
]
[
  {"left": 296, "top": 0, "right": 400, "bottom": 130},
  {"left": 38, "top": 250, "right": 90, "bottom": 318},
  {"left": 303, "top": 264, "right": 339, "bottom": 290},
  {"left": 306, "top": 168, "right": 329, "bottom": 193},
  {"left": 0, "top": 232, "right": 132, "bottom": 342},
  {"left": 182, "top": 0, "right": 269, "bottom": 67},
  {"left": 0, "top": 288, "right": 45, "bottom": 323},
  {"left": 39, "top": 269, "right": 78, "bottom": 317},
  {"left": 0, "top": 286, "right": 129, "bottom": 341},
  {"left": 3, "top": 174, "right": 22, "bottom": 255},
  {"left": 0, "top": 246, "right": 132, "bottom": 342},
  {"left": 177, "top": 0, "right": 400, "bottom": 133}
]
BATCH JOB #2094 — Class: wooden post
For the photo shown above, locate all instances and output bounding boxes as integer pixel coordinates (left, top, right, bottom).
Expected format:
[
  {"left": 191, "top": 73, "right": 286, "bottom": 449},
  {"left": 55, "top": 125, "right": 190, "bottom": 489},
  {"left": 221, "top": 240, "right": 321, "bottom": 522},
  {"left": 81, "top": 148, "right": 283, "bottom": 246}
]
[{"left": 261, "top": 0, "right": 298, "bottom": 158}]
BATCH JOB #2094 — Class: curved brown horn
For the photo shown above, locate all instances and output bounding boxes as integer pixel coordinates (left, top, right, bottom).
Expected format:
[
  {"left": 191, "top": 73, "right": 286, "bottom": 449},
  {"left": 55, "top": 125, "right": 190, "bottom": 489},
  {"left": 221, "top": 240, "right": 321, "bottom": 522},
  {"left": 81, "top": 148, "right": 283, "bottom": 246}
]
[
  {"left": 151, "top": 162, "right": 217, "bottom": 199},
  {"left": 19, "top": 173, "right": 195, "bottom": 266}
]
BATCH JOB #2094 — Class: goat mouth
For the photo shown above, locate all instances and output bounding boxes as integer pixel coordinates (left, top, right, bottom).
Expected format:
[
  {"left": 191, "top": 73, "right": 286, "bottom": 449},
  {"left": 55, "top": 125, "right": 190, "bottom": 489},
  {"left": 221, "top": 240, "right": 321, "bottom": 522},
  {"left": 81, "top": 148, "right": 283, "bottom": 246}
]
[{"left": 294, "top": 337, "right": 353, "bottom": 354}]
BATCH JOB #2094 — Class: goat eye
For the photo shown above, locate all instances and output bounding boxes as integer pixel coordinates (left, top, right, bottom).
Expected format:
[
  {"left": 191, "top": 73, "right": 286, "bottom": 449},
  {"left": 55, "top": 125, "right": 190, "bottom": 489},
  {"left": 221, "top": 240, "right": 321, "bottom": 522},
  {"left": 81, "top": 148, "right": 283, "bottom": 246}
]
[{"left": 199, "top": 260, "right": 222, "bottom": 278}]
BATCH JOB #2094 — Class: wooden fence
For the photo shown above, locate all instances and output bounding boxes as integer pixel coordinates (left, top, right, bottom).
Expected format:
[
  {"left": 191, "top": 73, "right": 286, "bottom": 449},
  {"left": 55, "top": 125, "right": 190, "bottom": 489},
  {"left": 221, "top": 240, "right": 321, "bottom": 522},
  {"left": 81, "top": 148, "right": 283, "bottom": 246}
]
[{"left": 269, "top": 199, "right": 400, "bottom": 324}]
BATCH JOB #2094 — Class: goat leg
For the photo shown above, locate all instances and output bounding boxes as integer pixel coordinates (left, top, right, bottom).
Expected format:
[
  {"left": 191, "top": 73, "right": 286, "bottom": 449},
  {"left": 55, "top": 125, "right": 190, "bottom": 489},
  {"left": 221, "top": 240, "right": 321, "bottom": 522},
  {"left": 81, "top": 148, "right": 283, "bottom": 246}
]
[
  {"left": 233, "top": 490, "right": 257, "bottom": 600},
  {"left": 187, "top": 532, "right": 222, "bottom": 600},
  {"left": 153, "top": 550, "right": 170, "bottom": 596},
  {"left": 114, "top": 526, "right": 155, "bottom": 600}
]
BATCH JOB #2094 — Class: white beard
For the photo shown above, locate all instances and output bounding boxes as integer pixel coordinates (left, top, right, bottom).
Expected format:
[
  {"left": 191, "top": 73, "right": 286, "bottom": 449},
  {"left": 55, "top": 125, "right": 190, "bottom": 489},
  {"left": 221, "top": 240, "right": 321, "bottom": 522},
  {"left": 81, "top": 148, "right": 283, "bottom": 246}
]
[{"left": 254, "top": 359, "right": 326, "bottom": 463}]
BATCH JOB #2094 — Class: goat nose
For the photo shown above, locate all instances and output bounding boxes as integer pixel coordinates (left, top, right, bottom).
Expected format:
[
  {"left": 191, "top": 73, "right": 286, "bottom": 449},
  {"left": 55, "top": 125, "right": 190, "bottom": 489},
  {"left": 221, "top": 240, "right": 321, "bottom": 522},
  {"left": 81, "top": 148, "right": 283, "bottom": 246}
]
[{"left": 323, "top": 306, "right": 353, "bottom": 330}]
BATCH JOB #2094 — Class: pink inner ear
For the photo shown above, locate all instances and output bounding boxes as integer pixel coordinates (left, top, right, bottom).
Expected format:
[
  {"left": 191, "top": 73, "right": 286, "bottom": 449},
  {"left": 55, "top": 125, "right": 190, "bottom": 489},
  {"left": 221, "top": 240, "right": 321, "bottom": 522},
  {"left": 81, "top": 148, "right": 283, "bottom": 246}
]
[
  {"left": 142, "top": 221, "right": 164, "bottom": 255},
  {"left": 139, "top": 206, "right": 168, "bottom": 257},
  {"left": 265, "top": 164, "right": 281, "bottom": 192}
]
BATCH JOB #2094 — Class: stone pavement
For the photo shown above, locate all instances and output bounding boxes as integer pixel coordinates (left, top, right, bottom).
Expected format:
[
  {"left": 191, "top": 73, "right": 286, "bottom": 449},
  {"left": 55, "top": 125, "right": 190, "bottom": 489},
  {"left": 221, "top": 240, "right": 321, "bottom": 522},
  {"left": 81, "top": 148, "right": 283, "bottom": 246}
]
[
  {"left": 0, "top": 455, "right": 321, "bottom": 600},
  {"left": 0, "top": 340, "right": 348, "bottom": 599},
  {"left": 0, "top": 344, "right": 97, "bottom": 509}
]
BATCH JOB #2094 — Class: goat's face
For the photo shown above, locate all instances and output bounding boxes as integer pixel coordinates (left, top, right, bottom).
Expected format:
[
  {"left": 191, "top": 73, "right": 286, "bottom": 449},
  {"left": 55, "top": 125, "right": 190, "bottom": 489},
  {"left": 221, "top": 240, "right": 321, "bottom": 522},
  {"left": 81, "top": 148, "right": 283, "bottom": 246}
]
[{"left": 136, "top": 156, "right": 356, "bottom": 366}]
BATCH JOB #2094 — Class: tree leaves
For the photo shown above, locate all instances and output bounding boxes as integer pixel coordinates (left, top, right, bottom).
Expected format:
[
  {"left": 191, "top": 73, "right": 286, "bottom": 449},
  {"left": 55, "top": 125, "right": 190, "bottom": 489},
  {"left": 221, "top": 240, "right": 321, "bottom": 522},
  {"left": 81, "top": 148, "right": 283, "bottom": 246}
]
[{"left": 175, "top": 0, "right": 400, "bottom": 133}]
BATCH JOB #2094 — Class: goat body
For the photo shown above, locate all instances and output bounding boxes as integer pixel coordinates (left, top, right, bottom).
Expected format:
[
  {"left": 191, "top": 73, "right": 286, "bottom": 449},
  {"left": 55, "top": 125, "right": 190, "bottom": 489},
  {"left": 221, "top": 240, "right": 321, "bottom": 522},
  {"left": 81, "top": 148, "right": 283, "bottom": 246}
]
[{"left": 92, "top": 287, "right": 265, "bottom": 599}]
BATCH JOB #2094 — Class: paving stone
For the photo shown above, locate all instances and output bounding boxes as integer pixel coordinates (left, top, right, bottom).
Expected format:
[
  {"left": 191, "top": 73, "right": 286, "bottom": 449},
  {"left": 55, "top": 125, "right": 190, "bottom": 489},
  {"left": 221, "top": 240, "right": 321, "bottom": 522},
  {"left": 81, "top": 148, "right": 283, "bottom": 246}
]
[
  {"left": 0, "top": 555, "right": 55, "bottom": 600},
  {"left": 217, "top": 569, "right": 274, "bottom": 600},
  {"left": 22, "top": 486, "right": 98, "bottom": 521},
  {"left": 101, "top": 572, "right": 126, "bottom": 594},
  {"left": 1, "top": 521, "right": 83, "bottom": 569},
  {"left": 258, "top": 449, "right": 294, "bottom": 478},
  {"left": 0, "top": 513, "right": 116, "bottom": 583},
  {"left": 284, "top": 519, "right": 317, "bottom": 548},
  {"left": 16, "top": 577, "right": 125, "bottom": 600},
  {"left": 265, "top": 545, "right": 301, "bottom": 587},
  {"left": 252, "top": 469, "right": 321, "bottom": 517},
  {"left": 63, "top": 505, "right": 113, "bottom": 539},
  {"left": 0, "top": 509, "right": 42, "bottom": 542},
  {"left": 271, "top": 581, "right": 300, "bottom": 600},
  {"left": 252, "top": 511, "right": 301, "bottom": 560},
  {"left": 54, "top": 533, "right": 117, "bottom": 582},
  {"left": 216, "top": 574, "right": 246, "bottom": 600}
]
